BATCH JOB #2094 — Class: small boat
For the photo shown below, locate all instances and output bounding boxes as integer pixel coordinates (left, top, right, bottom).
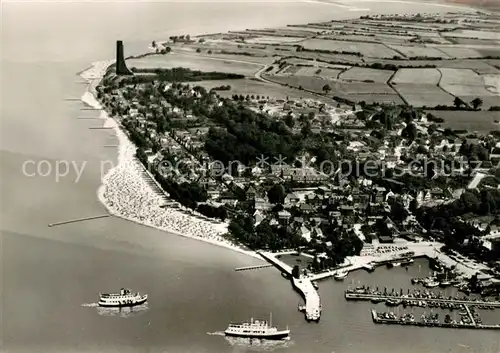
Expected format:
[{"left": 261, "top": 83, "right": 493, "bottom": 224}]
[
  {"left": 334, "top": 271, "right": 348, "bottom": 281},
  {"left": 371, "top": 298, "right": 385, "bottom": 304},
  {"left": 386, "top": 299, "right": 401, "bottom": 306},
  {"left": 439, "top": 281, "right": 451, "bottom": 288},
  {"left": 312, "top": 281, "right": 319, "bottom": 290},
  {"left": 363, "top": 263, "right": 375, "bottom": 272},
  {"left": 98, "top": 288, "right": 148, "bottom": 307},
  {"left": 225, "top": 314, "right": 290, "bottom": 340},
  {"left": 392, "top": 262, "right": 402, "bottom": 267},
  {"left": 423, "top": 279, "right": 440, "bottom": 288}
]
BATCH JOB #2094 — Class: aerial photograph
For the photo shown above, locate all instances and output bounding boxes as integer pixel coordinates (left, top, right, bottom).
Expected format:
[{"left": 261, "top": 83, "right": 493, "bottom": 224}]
[{"left": 1, "top": 0, "right": 500, "bottom": 352}]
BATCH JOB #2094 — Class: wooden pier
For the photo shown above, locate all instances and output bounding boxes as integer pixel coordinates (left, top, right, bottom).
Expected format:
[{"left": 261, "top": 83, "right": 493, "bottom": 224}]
[{"left": 234, "top": 264, "right": 274, "bottom": 272}]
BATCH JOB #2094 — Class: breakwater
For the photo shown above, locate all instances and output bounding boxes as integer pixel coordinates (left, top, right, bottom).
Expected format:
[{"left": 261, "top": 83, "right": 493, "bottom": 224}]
[{"left": 258, "top": 251, "right": 321, "bottom": 322}]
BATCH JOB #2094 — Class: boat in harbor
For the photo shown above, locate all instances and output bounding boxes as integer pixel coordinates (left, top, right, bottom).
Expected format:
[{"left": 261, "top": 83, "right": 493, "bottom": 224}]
[
  {"left": 312, "top": 281, "right": 319, "bottom": 290},
  {"left": 423, "top": 278, "right": 440, "bottom": 288},
  {"left": 98, "top": 288, "right": 148, "bottom": 307},
  {"left": 371, "top": 298, "right": 385, "bottom": 304},
  {"left": 334, "top": 270, "right": 348, "bottom": 281},
  {"left": 224, "top": 314, "right": 290, "bottom": 340}
]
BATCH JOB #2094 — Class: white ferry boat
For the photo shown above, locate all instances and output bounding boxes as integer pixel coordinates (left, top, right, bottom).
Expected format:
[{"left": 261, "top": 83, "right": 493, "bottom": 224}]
[
  {"left": 225, "top": 314, "right": 290, "bottom": 340},
  {"left": 98, "top": 288, "right": 148, "bottom": 307}
]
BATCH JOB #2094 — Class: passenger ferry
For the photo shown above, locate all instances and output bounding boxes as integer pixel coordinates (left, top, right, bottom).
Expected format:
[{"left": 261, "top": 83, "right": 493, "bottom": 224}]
[
  {"left": 98, "top": 288, "right": 148, "bottom": 307},
  {"left": 225, "top": 314, "right": 290, "bottom": 340}
]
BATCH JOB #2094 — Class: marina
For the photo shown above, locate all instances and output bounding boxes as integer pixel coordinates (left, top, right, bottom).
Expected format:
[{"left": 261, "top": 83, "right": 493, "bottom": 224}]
[
  {"left": 371, "top": 309, "right": 500, "bottom": 330},
  {"left": 345, "top": 286, "right": 500, "bottom": 309}
]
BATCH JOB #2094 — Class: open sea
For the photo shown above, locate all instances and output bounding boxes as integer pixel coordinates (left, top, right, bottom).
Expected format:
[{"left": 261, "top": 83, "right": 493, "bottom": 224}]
[{"left": 1, "top": 1, "right": 499, "bottom": 352}]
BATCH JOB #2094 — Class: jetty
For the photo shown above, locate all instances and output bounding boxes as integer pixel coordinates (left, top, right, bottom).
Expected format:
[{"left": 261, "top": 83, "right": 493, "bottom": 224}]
[
  {"left": 258, "top": 251, "right": 321, "bottom": 322},
  {"left": 234, "top": 264, "right": 274, "bottom": 272},
  {"left": 48, "top": 214, "right": 110, "bottom": 227},
  {"left": 371, "top": 309, "right": 500, "bottom": 330},
  {"left": 345, "top": 291, "right": 500, "bottom": 308}
]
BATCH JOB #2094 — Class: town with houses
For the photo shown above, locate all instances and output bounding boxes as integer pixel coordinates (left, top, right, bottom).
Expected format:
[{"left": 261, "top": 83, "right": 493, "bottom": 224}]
[{"left": 96, "top": 10, "right": 500, "bottom": 325}]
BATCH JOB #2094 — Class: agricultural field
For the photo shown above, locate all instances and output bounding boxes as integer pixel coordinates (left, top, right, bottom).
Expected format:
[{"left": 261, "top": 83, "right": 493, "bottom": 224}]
[
  {"left": 433, "top": 46, "right": 483, "bottom": 59},
  {"left": 442, "top": 29, "right": 500, "bottom": 41},
  {"left": 392, "top": 84, "right": 456, "bottom": 107},
  {"left": 301, "top": 39, "right": 400, "bottom": 58},
  {"left": 388, "top": 45, "right": 450, "bottom": 59},
  {"left": 339, "top": 67, "right": 393, "bottom": 83},
  {"left": 482, "top": 74, "right": 500, "bottom": 95},
  {"left": 126, "top": 53, "right": 262, "bottom": 76},
  {"left": 425, "top": 110, "right": 500, "bottom": 134},
  {"left": 438, "top": 68, "right": 498, "bottom": 103},
  {"left": 391, "top": 68, "right": 441, "bottom": 85}
]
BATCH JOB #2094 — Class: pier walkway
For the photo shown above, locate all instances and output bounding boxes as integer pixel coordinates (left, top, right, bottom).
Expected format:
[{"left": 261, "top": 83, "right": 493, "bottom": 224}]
[
  {"left": 234, "top": 264, "right": 274, "bottom": 272},
  {"left": 464, "top": 305, "right": 476, "bottom": 325}
]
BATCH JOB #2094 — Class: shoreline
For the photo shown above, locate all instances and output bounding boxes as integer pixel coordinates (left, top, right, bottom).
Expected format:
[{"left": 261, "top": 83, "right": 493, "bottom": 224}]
[{"left": 79, "top": 61, "right": 262, "bottom": 261}]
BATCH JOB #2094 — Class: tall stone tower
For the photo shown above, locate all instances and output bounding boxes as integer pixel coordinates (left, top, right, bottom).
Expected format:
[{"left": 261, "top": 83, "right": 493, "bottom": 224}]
[{"left": 116, "top": 40, "right": 133, "bottom": 75}]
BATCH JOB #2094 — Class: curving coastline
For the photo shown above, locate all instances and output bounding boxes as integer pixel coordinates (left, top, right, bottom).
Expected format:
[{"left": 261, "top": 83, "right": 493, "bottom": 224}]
[{"left": 79, "top": 61, "right": 260, "bottom": 260}]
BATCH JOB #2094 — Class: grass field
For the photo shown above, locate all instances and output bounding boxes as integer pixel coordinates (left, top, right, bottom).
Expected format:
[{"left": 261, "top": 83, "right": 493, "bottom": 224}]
[
  {"left": 336, "top": 82, "right": 396, "bottom": 95},
  {"left": 339, "top": 67, "right": 393, "bottom": 83},
  {"left": 294, "top": 66, "right": 344, "bottom": 79},
  {"left": 392, "top": 84, "right": 456, "bottom": 107},
  {"left": 266, "top": 75, "right": 337, "bottom": 95},
  {"left": 127, "top": 53, "right": 263, "bottom": 76},
  {"left": 426, "top": 110, "right": 500, "bottom": 133},
  {"left": 388, "top": 45, "right": 450, "bottom": 59},
  {"left": 245, "top": 36, "right": 306, "bottom": 44},
  {"left": 301, "top": 39, "right": 400, "bottom": 58},
  {"left": 391, "top": 68, "right": 441, "bottom": 85},
  {"left": 188, "top": 78, "right": 331, "bottom": 102}
]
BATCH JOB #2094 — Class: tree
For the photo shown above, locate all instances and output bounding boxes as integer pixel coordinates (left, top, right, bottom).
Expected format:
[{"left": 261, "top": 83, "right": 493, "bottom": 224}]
[
  {"left": 267, "top": 184, "right": 286, "bottom": 204},
  {"left": 284, "top": 114, "right": 295, "bottom": 128},
  {"left": 453, "top": 97, "right": 464, "bottom": 109},
  {"left": 471, "top": 97, "right": 483, "bottom": 110},
  {"left": 322, "top": 84, "right": 331, "bottom": 95}
]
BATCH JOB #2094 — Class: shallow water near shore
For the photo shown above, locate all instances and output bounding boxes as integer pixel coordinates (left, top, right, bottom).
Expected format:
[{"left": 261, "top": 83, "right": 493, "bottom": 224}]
[{"left": 2, "top": 1, "right": 499, "bottom": 352}]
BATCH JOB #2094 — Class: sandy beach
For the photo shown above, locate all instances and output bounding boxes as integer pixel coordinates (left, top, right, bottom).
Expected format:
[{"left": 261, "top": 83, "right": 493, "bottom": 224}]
[{"left": 79, "top": 61, "right": 261, "bottom": 260}]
